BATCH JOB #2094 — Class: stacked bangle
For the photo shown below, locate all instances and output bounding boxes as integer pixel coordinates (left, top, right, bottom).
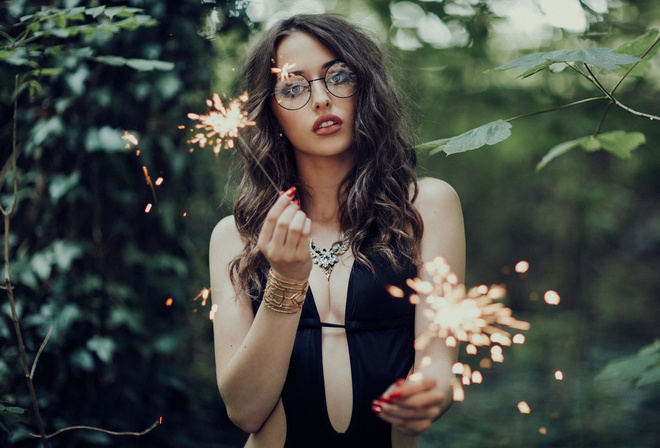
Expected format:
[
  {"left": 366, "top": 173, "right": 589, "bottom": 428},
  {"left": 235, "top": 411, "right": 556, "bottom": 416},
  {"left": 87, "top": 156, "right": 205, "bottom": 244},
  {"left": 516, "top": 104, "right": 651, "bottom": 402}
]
[{"left": 263, "top": 269, "right": 309, "bottom": 314}]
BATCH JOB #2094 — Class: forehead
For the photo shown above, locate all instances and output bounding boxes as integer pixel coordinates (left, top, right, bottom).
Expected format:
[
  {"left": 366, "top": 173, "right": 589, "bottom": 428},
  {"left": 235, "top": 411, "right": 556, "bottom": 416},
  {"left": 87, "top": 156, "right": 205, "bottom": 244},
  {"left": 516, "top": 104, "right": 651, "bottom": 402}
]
[{"left": 274, "top": 31, "right": 339, "bottom": 71}]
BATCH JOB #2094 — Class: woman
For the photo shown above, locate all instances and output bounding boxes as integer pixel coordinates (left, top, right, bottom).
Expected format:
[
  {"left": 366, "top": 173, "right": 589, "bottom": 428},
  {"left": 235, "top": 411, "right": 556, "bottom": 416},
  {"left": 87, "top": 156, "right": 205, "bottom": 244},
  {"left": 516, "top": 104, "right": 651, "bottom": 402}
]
[{"left": 209, "top": 14, "right": 465, "bottom": 448}]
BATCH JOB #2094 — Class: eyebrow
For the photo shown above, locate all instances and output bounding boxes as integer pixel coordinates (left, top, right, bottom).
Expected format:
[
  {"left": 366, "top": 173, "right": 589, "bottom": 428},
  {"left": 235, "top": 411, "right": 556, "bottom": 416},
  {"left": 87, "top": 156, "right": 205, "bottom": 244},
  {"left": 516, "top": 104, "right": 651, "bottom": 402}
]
[{"left": 289, "top": 59, "right": 343, "bottom": 77}]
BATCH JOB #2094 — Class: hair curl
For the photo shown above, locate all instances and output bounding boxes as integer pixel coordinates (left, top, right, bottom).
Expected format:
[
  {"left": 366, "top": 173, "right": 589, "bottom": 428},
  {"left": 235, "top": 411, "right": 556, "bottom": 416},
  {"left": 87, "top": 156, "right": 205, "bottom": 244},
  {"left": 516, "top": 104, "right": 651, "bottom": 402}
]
[{"left": 229, "top": 14, "right": 423, "bottom": 298}]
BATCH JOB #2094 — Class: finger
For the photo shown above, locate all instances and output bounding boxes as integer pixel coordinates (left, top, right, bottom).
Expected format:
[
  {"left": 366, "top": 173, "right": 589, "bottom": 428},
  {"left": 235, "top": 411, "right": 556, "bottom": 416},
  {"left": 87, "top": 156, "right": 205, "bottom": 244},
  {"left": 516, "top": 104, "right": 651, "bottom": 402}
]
[
  {"left": 270, "top": 203, "right": 300, "bottom": 248},
  {"left": 258, "top": 187, "right": 297, "bottom": 246},
  {"left": 285, "top": 210, "right": 308, "bottom": 248},
  {"left": 297, "top": 217, "right": 312, "bottom": 251},
  {"left": 382, "top": 376, "right": 435, "bottom": 402}
]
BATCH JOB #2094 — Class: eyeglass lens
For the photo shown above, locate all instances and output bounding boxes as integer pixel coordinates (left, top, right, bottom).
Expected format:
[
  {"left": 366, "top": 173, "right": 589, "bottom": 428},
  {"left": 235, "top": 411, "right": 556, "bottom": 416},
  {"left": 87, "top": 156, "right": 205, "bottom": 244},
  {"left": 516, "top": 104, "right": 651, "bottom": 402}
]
[{"left": 273, "top": 61, "right": 357, "bottom": 110}]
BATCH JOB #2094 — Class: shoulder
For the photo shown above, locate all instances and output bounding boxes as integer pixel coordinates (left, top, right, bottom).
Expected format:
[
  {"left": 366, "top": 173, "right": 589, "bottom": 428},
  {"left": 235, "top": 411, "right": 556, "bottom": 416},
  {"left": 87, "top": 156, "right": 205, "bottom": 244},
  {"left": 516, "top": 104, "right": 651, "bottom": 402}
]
[
  {"left": 210, "top": 215, "right": 245, "bottom": 263},
  {"left": 414, "top": 177, "right": 462, "bottom": 223},
  {"left": 211, "top": 215, "right": 240, "bottom": 243}
]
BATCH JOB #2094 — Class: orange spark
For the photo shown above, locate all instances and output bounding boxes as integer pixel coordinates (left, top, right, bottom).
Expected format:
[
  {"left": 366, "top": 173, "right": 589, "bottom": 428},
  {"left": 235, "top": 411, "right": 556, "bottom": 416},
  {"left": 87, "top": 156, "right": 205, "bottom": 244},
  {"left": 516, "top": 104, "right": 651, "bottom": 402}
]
[
  {"left": 452, "top": 362, "right": 465, "bottom": 374},
  {"left": 513, "top": 333, "right": 526, "bottom": 344},
  {"left": 479, "top": 358, "right": 492, "bottom": 369},
  {"left": 165, "top": 298, "right": 173, "bottom": 306},
  {"left": 201, "top": 288, "right": 210, "bottom": 306},
  {"left": 271, "top": 62, "right": 296, "bottom": 80},
  {"left": 466, "top": 343, "right": 477, "bottom": 355},
  {"left": 515, "top": 260, "right": 529, "bottom": 273},
  {"left": 544, "top": 290, "right": 561, "bottom": 305},
  {"left": 472, "top": 371, "right": 483, "bottom": 383},
  {"left": 539, "top": 427, "right": 548, "bottom": 435},
  {"left": 122, "top": 130, "right": 139, "bottom": 148},
  {"left": 209, "top": 303, "right": 218, "bottom": 321},
  {"left": 555, "top": 370, "right": 564, "bottom": 380},
  {"left": 145, "top": 203, "right": 152, "bottom": 213},
  {"left": 453, "top": 381, "right": 465, "bottom": 402},
  {"left": 155, "top": 177, "right": 164, "bottom": 186},
  {"left": 387, "top": 285, "right": 405, "bottom": 298},
  {"left": 187, "top": 92, "right": 255, "bottom": 153},
  {"left": 518, "top": 401, "right": 531, "bottom": 414}
]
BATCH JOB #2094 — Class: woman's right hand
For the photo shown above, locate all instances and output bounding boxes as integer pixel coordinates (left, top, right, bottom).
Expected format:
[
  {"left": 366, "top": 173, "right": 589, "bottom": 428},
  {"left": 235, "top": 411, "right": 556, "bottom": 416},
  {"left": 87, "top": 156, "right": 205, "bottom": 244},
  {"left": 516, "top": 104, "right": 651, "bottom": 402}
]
[{"left": 256, "top": 187, "right": 313, "bottom": 282}]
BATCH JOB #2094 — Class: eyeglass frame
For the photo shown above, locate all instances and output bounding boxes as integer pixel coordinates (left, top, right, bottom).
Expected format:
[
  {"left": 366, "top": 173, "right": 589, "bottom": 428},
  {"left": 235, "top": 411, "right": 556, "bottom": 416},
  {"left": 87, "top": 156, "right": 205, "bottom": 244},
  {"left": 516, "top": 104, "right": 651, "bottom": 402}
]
[{"left": 270, "top": 60, "right": 358, "bottom": 111}]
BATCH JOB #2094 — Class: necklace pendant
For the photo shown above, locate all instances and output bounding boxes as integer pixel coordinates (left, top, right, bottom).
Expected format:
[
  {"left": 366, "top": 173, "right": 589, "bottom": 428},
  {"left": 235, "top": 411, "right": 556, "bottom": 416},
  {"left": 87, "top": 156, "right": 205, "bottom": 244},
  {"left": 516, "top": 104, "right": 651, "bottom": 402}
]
[{"left": 308, "top": 237, "right": 349, "bottom": 280}]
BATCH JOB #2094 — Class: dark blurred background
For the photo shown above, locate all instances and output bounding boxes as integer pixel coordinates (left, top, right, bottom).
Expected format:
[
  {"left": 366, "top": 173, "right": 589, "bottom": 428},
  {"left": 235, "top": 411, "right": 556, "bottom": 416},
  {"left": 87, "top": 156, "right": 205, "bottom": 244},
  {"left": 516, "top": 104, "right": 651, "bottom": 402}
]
[{"left": 1, "top": 0, "right": 659, "bottom": 446}]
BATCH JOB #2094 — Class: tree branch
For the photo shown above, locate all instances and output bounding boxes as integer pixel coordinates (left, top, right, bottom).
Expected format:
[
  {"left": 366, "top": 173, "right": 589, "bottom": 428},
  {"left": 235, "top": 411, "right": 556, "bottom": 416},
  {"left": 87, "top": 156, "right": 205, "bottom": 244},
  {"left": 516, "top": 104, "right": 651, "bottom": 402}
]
[{"left": 31, "top": 419, "right": 161, "bottom": 440}]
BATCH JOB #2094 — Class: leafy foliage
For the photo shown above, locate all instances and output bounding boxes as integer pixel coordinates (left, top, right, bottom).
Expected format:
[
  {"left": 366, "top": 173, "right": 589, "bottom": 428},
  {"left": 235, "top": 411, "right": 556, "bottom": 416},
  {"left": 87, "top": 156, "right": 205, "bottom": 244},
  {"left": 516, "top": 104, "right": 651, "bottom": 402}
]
[
  {"left": 416, "top": 120, "right": 512, "bottom": 155},
  {"left": 597, "top": 340, "right": 660, "bottom": 387}
]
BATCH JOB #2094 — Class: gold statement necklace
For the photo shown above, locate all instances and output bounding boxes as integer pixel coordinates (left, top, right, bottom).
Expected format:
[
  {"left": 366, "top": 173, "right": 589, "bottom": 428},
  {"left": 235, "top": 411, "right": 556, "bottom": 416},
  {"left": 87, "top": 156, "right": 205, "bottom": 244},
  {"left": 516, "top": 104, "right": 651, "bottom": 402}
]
[{"left": 308, "top": 237, "right": 349, "bottom": 280}]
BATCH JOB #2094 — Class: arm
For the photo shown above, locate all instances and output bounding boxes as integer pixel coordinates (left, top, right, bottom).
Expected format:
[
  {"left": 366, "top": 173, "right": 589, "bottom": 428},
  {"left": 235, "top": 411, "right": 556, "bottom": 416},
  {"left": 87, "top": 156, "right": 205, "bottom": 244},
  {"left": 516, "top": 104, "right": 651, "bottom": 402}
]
[
  {"left": 375, "top": 177, "right": 465, "bottom": 437},
  {"left": 211, "top": 190, "right": 312, "bottom": 433}
]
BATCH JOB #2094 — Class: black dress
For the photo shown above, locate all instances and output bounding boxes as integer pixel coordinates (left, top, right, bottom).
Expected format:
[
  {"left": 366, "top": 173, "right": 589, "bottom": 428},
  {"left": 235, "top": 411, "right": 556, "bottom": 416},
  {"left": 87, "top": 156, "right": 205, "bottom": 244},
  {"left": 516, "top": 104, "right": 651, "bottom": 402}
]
[{"left": 251, "top": 253, "right": 417, "bottom": 447}]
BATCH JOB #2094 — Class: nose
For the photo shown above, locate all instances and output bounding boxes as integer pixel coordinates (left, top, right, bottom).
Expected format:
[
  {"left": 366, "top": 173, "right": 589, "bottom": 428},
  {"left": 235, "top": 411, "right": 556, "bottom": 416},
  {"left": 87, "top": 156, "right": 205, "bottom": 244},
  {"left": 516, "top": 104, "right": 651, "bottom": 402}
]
[{"left": 308, "top": 77, "right": 331, "bottom": 110}]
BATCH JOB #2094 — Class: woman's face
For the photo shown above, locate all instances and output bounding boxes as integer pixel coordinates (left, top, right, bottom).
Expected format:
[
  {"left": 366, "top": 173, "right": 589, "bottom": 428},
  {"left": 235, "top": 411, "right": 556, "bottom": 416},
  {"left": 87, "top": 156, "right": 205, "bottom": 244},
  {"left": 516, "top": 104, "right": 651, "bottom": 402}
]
[{"left": 269, "top": 32, "right": 356, "bottom": 163}]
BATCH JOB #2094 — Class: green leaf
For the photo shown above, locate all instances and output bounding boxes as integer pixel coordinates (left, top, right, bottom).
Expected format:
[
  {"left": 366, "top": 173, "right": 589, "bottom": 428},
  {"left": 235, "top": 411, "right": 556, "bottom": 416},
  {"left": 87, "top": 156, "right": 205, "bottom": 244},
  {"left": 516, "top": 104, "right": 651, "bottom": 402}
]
[
  {"left": 609, "top": 29, "right": 660, "bottom": 78},
  {"left": 85, "top": 126, "right": 127, "bottom": 152},
  {"left": 52, "top": 240, "right": 83, "bottom": 271},
  {"left": 87, "top": 336, "right": 116, "bottom": 363},
  {"left": 54, "top": 12, "right": 67, "bottom": 28},
  {"left": 536, "top": 137, "right": 586, "bottom": 171},
  {"left": 49, "top": 171, "right": 81, "bottom": 203},
  {"left": 85, "top": 6, "right": 106, "bottom": 18},
  {"left": 597, "top": 340, "right": 660, "bottom": 386},
  {"left": 593, "top": 130, "right": 646, "bottom": 159},
  {"left": 92, "top": 55, "right": 174, "bottom": 71},
  {"left": 494, "top": 48, "right": 642, "bottom": 76},
  {"left": 103, "top": 6, "right": 144, "bottom": 19},
  {"left": 537, "top": 131, "right": 645, "bottom": 171},
  {"left": 418, "top": 120, "right": 512, "bottom": 155}
]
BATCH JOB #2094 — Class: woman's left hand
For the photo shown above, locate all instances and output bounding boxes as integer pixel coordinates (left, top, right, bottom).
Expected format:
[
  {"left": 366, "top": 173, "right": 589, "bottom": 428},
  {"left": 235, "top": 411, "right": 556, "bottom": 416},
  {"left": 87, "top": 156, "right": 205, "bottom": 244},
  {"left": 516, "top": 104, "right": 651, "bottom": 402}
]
[{"left": 372, "top": 376, "right": 446, "bottom": 436}]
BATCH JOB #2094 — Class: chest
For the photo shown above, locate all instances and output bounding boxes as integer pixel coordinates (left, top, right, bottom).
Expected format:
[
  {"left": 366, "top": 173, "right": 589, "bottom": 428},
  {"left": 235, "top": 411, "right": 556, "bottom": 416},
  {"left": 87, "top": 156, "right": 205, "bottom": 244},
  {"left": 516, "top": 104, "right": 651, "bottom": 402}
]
[{"left": 308, "top": 252, "right": 354, "bottom": 324}]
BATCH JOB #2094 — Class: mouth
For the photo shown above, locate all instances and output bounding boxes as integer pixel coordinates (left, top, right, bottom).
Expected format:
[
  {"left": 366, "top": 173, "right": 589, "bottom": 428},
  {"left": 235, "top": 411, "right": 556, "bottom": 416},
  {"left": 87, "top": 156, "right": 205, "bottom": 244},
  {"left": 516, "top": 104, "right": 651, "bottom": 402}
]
[{"left": 313, "top": 115, "right": 343, "bottom": 135}]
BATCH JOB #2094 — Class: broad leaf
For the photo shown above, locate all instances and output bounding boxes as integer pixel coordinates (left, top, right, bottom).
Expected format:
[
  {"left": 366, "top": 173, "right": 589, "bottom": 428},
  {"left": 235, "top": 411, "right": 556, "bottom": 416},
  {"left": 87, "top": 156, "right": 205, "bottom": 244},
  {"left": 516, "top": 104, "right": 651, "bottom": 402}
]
[
  {"left": 609, "top": 29, "right": 660, "bottom": 78},
  {"left": 92, "top": 55, "right": 174, "bottom": 71},
  {"left": 418, "top": 120, "right": 512, "bottom": 155},
  {"left": 536, "top": 131, "right": 645, "bottom": 171},
  {"left": 494, "top": 48, "right": 642, "bottom": 77}
]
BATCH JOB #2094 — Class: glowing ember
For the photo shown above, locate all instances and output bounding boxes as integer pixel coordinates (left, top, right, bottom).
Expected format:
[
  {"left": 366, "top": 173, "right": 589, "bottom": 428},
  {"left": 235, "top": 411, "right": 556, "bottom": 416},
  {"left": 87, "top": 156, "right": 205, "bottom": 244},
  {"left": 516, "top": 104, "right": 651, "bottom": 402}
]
[
  {"left": 209, "top": 303, "right": 218, "bottom": 321},
  {"left": 514, "top": 260, "right": 529, "bottom": 273},
  {"left": 544, "top": 290, "right": 561, "bottom": 305},
  {"left": 155, "top": 177, "right": 164, "bottom": 186},
  {"left": 187, "top": 92, "right": 255, "bottom": 154},
  {"left": 145, "top": 203, "right": 153, "bottom": 213},
  {"left": 452, "top": 381, "right": 465, "bottom": 402},
  {"left": 420, "top": 356, "right": 432, "bottom": 369},
  {"left": 271, "top": 62, "right": 296, "bottom": 80},
  {"left": 491, "top": 345, "right": 504, "bottom": 363},
  {"left": 122, "top": 130, "right": 139, "bottom": 148},
  {"left": 165, "top": 298, "right": 173, "bottom": 306},
  {"left": 513, "top": 333, "right": 526, "bottom": 344},
  {"left": 466, "top": 343, "right": 477, "bottom": 355},
  {"left": 452, "top": 362, "right": 465, "bottom": 375},
  {"left": 472, "top": 371, "right": 483, "bottom": 383},
  {"left": 517, "top": 401, "right": 531, "bottom": 414},
  {"left": 555, "top": 370, "right": 564, "bottom": 380},
  {"left": 479, "top": 358, "right": 492, "bottom": 369},
  {"left": 409, "top": 257, "right": 530, "bottom": 351},
  {"left": 539, "top": 427, "right": 548, "bottom": 435},
  {"left": 387, "top": 285, "right": 405, "bottom": 298}
]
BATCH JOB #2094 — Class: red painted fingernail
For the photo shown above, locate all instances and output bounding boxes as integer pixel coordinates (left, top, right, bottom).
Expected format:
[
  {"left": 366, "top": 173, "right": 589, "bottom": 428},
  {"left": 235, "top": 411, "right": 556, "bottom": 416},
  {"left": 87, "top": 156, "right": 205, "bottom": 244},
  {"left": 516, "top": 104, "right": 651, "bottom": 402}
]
[
  {"left": 286, "top": 187, "right": 296, "bottom": 197},
  {"left": 278, "top": 191, "right": 285, "bottom": 197},
  {"left": 396, "top": 379, "right": 405, "bottom": 387},
  {"left": 379, "top": 396, "right": 392, "bottom": 404},
  {"left": 372, "top": 403, "right": 382, "bottom": 414},
  {"left": 390, "top": 391, "right": 403, "bottom": 399},
  {"left": 293, "top": 199, "right": 300, "bottom": 206}
]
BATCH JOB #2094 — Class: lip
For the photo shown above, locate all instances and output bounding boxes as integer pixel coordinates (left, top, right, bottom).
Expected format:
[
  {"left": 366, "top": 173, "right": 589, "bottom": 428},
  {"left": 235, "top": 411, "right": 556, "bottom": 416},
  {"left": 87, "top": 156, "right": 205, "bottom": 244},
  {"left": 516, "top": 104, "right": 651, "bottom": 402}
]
[{"left": 312, "top": 114, "right": 343, "bottom": 136}]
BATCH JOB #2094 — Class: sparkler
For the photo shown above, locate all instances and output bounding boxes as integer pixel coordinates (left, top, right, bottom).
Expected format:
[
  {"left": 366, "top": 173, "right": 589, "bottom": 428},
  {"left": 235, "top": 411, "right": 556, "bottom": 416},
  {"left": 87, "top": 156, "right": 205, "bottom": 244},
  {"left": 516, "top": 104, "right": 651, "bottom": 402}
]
[
  {"left": 397, "top": 256, "right": 531, "bottom": 401},
  {"left": 185, "top": 92, "right": 278, "bottom": 192}
]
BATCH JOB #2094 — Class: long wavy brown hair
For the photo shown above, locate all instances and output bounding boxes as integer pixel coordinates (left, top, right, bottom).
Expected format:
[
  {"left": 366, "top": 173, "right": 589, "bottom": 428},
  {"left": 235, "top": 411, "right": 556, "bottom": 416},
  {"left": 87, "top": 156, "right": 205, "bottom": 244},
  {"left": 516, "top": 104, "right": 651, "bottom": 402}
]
[{"left": 229, "top": 14, "right": 424, "bottom": 298}]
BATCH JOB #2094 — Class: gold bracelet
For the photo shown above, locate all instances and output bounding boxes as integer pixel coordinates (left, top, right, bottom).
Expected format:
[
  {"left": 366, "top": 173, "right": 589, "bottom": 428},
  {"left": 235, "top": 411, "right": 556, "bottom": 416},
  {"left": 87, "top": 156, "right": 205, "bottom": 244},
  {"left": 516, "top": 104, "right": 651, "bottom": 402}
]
[{"left": 263, "top": 269, "right": 309, "bottom": 314}]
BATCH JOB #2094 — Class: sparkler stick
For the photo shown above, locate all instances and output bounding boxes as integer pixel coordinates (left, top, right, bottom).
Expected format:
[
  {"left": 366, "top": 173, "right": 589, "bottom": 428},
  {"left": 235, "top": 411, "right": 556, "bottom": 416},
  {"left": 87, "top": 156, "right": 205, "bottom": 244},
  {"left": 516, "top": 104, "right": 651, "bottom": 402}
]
[{"left": 186, "top": 93, "right": 279, "bottom": 193}]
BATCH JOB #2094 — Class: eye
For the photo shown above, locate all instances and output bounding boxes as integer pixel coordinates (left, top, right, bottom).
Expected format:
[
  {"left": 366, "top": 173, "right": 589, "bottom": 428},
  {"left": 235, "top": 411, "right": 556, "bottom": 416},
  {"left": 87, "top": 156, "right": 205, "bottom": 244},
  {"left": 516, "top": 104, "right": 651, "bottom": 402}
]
[
  {"left": 327, "top": 70, "right": 352, "bottom": 85},
  {"left": 280, "top": 83, "right": 307, "bottom": 98}
]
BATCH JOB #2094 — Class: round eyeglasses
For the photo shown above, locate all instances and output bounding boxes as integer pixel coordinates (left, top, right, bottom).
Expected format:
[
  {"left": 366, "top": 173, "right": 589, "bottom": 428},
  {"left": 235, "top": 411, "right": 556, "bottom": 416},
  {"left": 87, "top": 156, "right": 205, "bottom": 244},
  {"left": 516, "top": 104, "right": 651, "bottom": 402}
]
[{"left": 271, "top": 61, "right": 358, "bottom": 111}]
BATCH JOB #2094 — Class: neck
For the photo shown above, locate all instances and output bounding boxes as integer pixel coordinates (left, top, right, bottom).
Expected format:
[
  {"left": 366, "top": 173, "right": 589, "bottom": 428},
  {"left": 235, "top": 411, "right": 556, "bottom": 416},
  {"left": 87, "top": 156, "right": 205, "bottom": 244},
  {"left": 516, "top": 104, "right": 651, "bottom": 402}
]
[{"left": 295, "top": 152, "right": 354, "bottom": 240}]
